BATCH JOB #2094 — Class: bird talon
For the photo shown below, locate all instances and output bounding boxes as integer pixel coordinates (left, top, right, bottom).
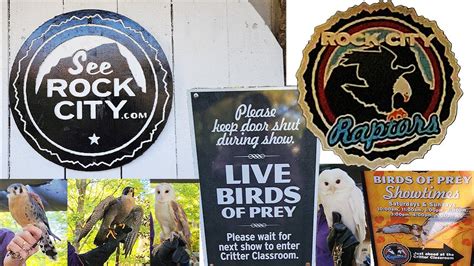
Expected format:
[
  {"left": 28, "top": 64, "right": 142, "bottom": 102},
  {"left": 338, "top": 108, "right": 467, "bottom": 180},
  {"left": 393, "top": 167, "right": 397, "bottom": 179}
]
[
  {"left": 170, "top": 232, "right": 180, "bottom": 242},
  {"left": 106, "top": 228, "right": 117, "bottom": 239}
]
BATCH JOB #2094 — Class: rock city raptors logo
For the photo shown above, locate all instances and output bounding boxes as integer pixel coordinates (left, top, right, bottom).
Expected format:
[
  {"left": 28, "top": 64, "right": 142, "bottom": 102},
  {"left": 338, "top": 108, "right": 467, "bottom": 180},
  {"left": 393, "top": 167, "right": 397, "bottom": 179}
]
[
  {"left": 297, "top": 2, "right": 461, "bottom": 168},
  {"left": 10, "top": 10, "right": 173, "bottom": 171},
  {"left": 382, "top": 243, "right": 411, "bottom": 264}
]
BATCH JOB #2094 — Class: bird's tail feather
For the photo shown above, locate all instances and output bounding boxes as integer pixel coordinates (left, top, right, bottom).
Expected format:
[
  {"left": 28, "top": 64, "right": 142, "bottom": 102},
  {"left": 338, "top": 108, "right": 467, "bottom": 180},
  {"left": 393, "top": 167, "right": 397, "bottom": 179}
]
[
  {"left": 47, "top": 227, "right": 61, "bottom": 241},
  {"left": 39, "top": 232, "right": 58, "bottom": 260}
]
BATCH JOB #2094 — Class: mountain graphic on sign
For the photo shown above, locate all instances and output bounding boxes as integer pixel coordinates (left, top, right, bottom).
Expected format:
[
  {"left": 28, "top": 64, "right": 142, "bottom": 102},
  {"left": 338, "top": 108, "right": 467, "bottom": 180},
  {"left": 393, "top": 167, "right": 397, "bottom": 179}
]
[
  {"left": 325, "top": 44, "right": 433, "bottom": 122},
  {"left": 38, "top": 43, "right": 144, "bottom": 96}
]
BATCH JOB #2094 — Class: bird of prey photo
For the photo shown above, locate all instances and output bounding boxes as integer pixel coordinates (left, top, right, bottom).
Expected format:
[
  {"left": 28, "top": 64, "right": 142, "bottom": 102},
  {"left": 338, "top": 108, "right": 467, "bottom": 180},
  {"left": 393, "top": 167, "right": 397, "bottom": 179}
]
[
  {"left": 154, "top": 183, "right": 191, "bottom": 247},
  {"left": 7, "top": 183, "right": 61, "bottom": 260},
  {"left": 377, "top": 207, "right": 471, "bottom": 246},
  {"left": 318, "top": 168, "right": 367, "bottom": 263},
  {"left": 76, "top": 186, "right": 144, "bottom": 257}
]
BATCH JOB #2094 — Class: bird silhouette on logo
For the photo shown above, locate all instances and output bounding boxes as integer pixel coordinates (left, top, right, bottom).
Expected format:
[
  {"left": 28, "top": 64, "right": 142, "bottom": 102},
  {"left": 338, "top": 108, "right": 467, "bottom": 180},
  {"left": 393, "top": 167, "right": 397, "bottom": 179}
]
[{"left": 325, "top": 44, "right": 433, "bottom": 122}]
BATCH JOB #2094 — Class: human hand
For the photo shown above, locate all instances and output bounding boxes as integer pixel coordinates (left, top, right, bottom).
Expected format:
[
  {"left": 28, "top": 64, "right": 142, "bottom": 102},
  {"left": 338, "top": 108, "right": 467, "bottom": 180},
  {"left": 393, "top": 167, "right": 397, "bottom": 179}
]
[{"left": 4, "top": 225, "right": 42, "bottom": 266}]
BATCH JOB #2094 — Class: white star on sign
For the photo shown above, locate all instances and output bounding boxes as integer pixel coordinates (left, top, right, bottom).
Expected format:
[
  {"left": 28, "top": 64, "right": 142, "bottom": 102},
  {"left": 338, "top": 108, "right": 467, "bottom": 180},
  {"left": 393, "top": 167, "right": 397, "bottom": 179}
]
[{"left": 89, "top": 133, "right": 100, "bottom": 145}]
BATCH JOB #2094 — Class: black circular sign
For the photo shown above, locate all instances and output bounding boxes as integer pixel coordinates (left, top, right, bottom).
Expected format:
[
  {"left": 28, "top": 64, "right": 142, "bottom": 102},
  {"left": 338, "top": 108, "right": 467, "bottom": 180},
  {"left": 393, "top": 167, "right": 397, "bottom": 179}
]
[{"left": 10, "top": 9, "right": 173, "bottom": 171}]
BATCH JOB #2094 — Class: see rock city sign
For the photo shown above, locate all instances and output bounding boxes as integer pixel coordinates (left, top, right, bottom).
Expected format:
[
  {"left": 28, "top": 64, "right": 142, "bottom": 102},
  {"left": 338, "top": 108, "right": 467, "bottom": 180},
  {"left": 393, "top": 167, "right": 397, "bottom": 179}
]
[
  {"left": 9, "top": 10, "right": 173, "bottom": 171},
  {"left": 297, "top": 1, "right": 462, "bottom": 168}
]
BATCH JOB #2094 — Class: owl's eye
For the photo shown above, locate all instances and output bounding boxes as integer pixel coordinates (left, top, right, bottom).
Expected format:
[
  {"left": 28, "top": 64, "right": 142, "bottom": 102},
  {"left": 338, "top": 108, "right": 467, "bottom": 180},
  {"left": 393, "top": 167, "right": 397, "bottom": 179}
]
[
  {"left": 324, "top": 182, "right": 329, "bottom": 186},
  {"left": 165, "top": 190, "right": 169, "bottom": 193},
  {"left": 336, "top": 179, "right": 341, "bottom": 184},
  {"left": 157, "top": 191, "right": 160, "bottom": 194}
]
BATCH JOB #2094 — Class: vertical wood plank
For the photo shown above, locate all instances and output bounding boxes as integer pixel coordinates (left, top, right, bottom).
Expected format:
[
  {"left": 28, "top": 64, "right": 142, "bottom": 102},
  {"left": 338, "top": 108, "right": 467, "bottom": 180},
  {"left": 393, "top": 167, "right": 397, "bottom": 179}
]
[
  {"left": 63, "top": 0, "right": 118, "bottom": 11},
  {"left": 227, "top": 1, "right": 283, "bottom": 86},
  {"left": 249, "top": 0, "right": 272, "bottom": 26},
  {"left": 63, "top": 0, "right": 122, "bottom": 178},
  {"left": 9, "top": 0, "right": 65, "bottom": 179},
  {"left": 249, "top": 0, "right": 282, "bottom": 35},
  {"left": 1, "top": 0, "right": 8, "bottom": 178},
  {"left": 173, "top": 2, "right": 229, "bottom": 179},
  {"left": 173, "top": 2, "right": 284, "bottom": 179},
  {"left": 119, "top": 0, "right": 177, "bottom": 179}
]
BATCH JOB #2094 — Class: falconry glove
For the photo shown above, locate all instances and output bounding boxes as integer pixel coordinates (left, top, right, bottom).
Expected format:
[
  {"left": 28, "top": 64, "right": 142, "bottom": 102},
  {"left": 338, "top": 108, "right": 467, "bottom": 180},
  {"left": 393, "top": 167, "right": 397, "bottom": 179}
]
[
  {"left": 327, "top": 212, "right": 359, "bottom": 266},
  {"left": 152, "top": 236, "right": 190, "bottom": 266},
  {"left": 172, "top": 238, "right": 190, "bottom": 264},
  {"left": 78, "top": 226, "right": 132, "bottom": 266}
]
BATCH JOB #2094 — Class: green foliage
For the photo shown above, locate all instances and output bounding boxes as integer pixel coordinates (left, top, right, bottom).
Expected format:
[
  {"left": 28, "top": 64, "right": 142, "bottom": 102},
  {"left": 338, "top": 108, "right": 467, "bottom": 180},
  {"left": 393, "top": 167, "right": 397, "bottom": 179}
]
[
  {"left": 152, "top": 182, "right": 200, "bottom": 253},
  {"left": 0, "top": 211, "right": 67, "bottom": 265},
  {"left": 67, "top": 179, "right": 151, "bottom": 265}
]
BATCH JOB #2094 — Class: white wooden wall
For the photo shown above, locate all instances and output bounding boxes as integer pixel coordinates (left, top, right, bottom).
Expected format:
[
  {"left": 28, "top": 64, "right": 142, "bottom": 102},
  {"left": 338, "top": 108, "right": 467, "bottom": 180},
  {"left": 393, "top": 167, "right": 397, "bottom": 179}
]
[
  {"left": 1, "top": 0, "right": 284, "bottom": 179},
  {"left": 1, "top": 1, "right": 8, "bottom": 179}
]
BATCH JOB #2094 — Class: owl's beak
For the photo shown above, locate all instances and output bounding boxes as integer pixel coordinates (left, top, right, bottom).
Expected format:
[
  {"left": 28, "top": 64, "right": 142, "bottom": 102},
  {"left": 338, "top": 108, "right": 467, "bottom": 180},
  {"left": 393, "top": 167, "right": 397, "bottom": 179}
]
[{"left": 329, "top": 186, "right": 336, "bottom": 194}]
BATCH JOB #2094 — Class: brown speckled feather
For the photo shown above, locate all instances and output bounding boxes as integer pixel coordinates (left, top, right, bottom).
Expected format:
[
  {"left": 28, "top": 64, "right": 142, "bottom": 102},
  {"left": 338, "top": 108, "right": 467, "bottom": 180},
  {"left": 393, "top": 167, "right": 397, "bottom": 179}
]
[
  {"left": 76, "top": 195, "right": 116, "bottom": 243},
  {"left": 123, "top": 206, "right": 144, "bottom": 257},
  {"left": 170, "top": 200, "right": 191, "bottom": 246},
  {"left": 29, "top": 191, "right": 45, "bottom": 211}
]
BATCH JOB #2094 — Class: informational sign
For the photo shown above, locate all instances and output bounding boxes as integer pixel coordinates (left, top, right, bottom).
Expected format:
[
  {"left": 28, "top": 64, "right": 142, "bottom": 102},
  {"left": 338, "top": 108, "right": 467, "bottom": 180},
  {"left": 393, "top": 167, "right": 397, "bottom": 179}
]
[
  {"left": 9, "top": 9, "right": 173, "bottom": 171},
  {"left": 190, "top": 88, "right": 319, "bottom": 266},
  {"left": 297, "top": 1, "right": 462, "bottom": 168},
  {"left": 363, "top": 171, "right": 474, "bottom": 266}
]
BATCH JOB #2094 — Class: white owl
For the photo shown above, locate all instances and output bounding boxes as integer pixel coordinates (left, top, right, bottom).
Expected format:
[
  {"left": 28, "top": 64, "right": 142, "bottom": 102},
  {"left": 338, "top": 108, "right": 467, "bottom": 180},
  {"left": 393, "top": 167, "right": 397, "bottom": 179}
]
[
  {"left": 318, "top": 168, "right": 368, "bottom": 263},
  {"left": 154, "top": 183, "right": 191, "bottom": 246}
]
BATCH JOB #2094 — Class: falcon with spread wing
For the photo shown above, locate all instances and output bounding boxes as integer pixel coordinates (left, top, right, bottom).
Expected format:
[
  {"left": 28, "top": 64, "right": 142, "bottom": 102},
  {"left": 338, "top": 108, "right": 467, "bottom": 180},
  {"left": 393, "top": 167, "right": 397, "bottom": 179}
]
[
  {"left": 76, "top": 186, "right": 144, "bottom": 257},
  {"left": 154, "top": 183, "right": 191, "bottom": 247},
  {"left": 7, "top": 183, "right": 61, "bottom": 260},
  {"left": 377, "top": 207, "right": 471, "bottom": 246}
]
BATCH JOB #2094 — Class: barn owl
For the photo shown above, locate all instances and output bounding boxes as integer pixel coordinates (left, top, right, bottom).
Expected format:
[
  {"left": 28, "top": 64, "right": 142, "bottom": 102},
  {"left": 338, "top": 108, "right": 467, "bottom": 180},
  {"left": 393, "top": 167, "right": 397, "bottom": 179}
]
[
  {"left": 7, "top": 183, "right": 61, "bottom": 260},
  {"left": 318, "top": 169, "right": 367, "bottom": 263},
  {"left": 154, "top": 183, "right": 191, "bottom": 246},
  {"left": 77, "top": 186, "right": 143, "bottom": 257}
]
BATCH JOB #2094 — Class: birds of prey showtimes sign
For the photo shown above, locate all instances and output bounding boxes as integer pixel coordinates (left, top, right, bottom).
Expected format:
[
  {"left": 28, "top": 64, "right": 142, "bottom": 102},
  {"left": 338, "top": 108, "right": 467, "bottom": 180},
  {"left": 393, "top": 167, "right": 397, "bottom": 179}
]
[
  {"left": 9, "top": 9, "right": 173, "bottom": 171},
  {"left": 297, "top": 1, "right": 461, "bottom": 168},
  {"left": 362, "top": 171, "right": 473, "bottom": 266},
  {"left": 190, "top": 88, "right": 319, "bottom": 266}
]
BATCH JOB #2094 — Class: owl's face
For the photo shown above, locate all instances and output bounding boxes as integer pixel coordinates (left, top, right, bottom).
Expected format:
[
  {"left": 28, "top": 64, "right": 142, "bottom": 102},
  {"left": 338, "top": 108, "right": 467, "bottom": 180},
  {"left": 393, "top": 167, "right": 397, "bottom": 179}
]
[
  {"left": 318, "top": 168, "right": 356, "bottom": 196},
  {"left": 6, "top": 183, "right": 28, "bottom": 197},
  {"left": 155, "top": 183, "right": 176, "bottom": 203}
]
